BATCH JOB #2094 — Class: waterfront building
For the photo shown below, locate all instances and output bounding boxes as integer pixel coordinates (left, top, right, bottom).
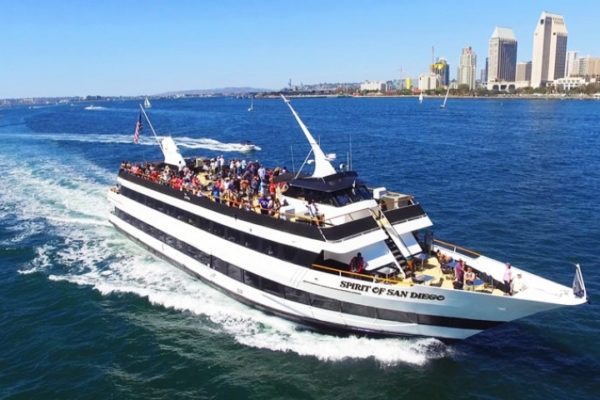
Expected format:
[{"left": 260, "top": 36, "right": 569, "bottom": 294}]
[
  {"left": 571, "top": 56, "right": 600, "bottom": 78},
  {"left": 360, "top": 80, "right": 387, "bottom": 92},
  {"left": 531, "top": 11, "right": 568, "bottom": 88},
  {"left": 488, "top": 27, "right": 517, "bottom": 83},
  {"left": 457, "top": 47, "right": 477, "bottom": 90},
  {"left": 516, "top": 61, "right": 532, "bottom": 84},
  {"left": 551, "top": 77, "right": 587, "bottom": 91},
  {"left": 418, "top": 73, "right": 440, "bottom": 91},
  {"left": 565, "top": 51, "right": 579, "bottom": 77},
  {"left": 430, "top": 58, "right": 450, "bottom": 87}
]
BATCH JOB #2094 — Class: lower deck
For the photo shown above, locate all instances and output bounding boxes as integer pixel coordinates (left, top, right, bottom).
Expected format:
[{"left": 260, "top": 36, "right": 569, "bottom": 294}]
[{"left": 314, "top": 252, "right": 506, "bottom": 297}]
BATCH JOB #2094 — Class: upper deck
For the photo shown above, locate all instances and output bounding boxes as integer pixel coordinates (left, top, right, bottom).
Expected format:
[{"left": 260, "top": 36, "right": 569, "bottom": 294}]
[{"left": 117, "top": 158, "right": 429, "bottom": 242}]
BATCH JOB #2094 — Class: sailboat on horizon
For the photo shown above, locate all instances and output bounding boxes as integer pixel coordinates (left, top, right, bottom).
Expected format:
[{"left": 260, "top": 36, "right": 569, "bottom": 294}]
[
  {"left": 144, "top": 97, "right": 152, "bottom": 109},
  {"left": 248, "top": 96, "right": 254, "bottom": 112},
  {"left": 440, "top": 86, "right": 450, "bottom": 109},
  {"left": 418, "top": 92, "right": 424, "bottom": 104}
]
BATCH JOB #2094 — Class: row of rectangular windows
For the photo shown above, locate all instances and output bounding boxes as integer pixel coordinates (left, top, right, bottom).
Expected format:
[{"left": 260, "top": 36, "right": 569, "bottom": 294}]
[
  {"left": 119, "top": 186, "right": 316, "bottom": 267},
  {"left": 114, "top": 208, "right": 416, "bottom": 323}
]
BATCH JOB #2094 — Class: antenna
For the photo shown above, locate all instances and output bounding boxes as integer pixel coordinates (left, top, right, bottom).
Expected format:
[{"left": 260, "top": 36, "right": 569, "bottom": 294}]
[
  {"left": 349, "top": 133, "right": 353, "bottom": 170},
  {"left": 290, "top": 144, "right": 295, "bottom": 175}
]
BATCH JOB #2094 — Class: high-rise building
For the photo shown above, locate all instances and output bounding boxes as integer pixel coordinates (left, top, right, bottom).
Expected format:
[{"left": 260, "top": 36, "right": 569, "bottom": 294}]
[
  {"left": 481, "top": 57, "right": 489, "bottom": 84},
  {"left": 565, "top": 51, "right": 579, "bottom": 77},
  {"left": 430, "top": 58, "right": 450, "bottom": 87},
  {"left": 531, "top": 11, "right": 568, "bottom": 88},
  {"left": 516, "top": 61, "right": 532, "bottom": 82},
  {"left": 488, "top": 27, "right": 518, "bottom": 82},
  {"left": 457, "top": 47, "right": 477, "bottom": 90}
]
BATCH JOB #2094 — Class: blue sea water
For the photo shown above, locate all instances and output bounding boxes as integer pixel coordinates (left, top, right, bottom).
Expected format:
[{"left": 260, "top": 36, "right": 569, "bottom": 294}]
[{"left": 0, "top": 97, "right": 599, "bottom": 399}]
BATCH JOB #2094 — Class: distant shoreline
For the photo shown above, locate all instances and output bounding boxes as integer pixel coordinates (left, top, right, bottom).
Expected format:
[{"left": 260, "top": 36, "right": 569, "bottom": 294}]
[{"left": 263, "top": 93, "right": 600, "bottom": 101}]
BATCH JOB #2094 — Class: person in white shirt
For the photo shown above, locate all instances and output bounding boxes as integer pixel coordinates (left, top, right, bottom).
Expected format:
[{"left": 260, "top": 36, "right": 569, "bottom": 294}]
[{"left": 511, "top": 273, "right": 527, "bottom": 294}]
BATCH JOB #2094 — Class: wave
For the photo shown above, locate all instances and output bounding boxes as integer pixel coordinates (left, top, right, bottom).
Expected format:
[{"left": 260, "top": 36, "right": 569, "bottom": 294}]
[
  {"left": 84, "top": 105, "right": 108, "bottom": 111},
  {"left": 3, "top": 138, "right": 447, "bottom": 366}
]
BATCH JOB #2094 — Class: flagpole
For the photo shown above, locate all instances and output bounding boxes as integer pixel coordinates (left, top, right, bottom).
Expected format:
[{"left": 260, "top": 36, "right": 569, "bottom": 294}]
[{"left": 139, "top": 104, "right": 164, "bottom": 152}]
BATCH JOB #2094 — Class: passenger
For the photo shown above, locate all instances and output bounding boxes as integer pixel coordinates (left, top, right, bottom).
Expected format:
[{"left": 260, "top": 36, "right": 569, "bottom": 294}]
[
  {"left": 454, "top": 259, "right": 464, "bottom": 289},
  {"left": 258, "top": 194, "right": 270, "bottom": 215},
  {"left": 464, "top": 267, "right": 476, "bottom": 291},
  {"left": 511, "top": 273, "right": 527, "bottom": 294},
  {"left": 349, "top": 252, "right": 366, "bottom": 273},
  {"left": 435, "top": 249, "right": 443, "bottom": 262},
  {"left": 503, "top": 263, "right": 513, "bottom": 294}
]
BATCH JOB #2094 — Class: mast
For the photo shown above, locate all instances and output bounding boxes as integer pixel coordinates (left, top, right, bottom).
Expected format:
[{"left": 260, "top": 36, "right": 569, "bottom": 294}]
[
  {"left": 139, "top": 104, "right": 164, "bottom": 152},
  {"left": 139, "top": 104, "right": 185, "bottom": 168},
  {"left": 281, "top": 95, "right": 336, "bottom": 178}
]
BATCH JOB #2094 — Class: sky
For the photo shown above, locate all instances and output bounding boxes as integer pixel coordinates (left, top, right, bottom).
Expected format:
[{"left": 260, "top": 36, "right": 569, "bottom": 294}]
[{"left": 1, "top": 0, "right": 599, "bottom": 98}]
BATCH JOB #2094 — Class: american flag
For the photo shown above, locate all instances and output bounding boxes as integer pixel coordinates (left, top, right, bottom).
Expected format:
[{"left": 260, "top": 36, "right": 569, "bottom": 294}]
[{"left": 133, "top": 111, "right": 143, "bottom": 144}]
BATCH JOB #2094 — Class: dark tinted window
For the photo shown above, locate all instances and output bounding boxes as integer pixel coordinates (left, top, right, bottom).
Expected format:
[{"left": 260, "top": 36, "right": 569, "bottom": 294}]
[
  {"left": 341, "top": 302, "right": 377, "bottom": 318},
  {"left": 261, "top": 278, "right": 284, "bottom": 297},
  {"left": 283, "top": 287, "right": 310, "bottom": 305},
  {"left": 310, "top": 294, "right": 341, "bottom": 312},
  {"left": 213, "top": 258, "right": 228, "bottom": 275},
  {"left": 244, "top": 271, "right": 260, "bottom": 288},
  {"left": 227, "top": 263, "right": 243, "bottom": 282}
]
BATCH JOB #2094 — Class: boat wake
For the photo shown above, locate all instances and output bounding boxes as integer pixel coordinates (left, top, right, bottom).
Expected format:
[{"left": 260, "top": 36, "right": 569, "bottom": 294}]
[
  {"left": 2, "top": 142, "right": 449, "bottom": 366},
  {"left": 10, "top": 132, "right": 258, "bottom": 153},
  {"left": 84, "top": 105, "right": 108, "bottom": 111}
]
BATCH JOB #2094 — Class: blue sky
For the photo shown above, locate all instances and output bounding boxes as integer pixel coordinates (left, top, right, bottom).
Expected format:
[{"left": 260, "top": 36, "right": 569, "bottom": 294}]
[{"left": 1, "top": 0, "right": 598, "bottom": 98}]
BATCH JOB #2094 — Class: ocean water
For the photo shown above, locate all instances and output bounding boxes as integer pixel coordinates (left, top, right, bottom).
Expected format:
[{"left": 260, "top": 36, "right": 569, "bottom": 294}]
[{"left": 0, "top": 97, "right": 599, "bottom": 399}]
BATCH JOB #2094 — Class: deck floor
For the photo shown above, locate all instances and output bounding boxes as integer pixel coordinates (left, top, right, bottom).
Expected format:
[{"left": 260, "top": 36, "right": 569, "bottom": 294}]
[{"left": 416, "top": 256, "right": 505, "bottom": 296}]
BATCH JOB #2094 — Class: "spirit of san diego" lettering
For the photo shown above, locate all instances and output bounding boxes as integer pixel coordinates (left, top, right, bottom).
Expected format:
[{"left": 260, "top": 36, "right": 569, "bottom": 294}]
[{"left": 339, "top": 280, "right": 445, "bottom": 301}]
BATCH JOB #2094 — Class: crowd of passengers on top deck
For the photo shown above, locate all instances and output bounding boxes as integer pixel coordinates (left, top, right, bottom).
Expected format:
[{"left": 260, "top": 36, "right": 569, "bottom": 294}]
[{"left": 120, "top": 156, "right": 324, "bottom": 223}]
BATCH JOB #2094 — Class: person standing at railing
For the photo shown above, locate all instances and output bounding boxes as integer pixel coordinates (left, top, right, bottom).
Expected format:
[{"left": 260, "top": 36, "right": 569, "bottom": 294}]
[
  {"left": 503, "top": 263, "right": 513, "bottom": 295},
  {"left": 454, "top": 260, "right": 465, "bottom": 289},
  {"left": 350, "top": 253, "right": 366, "bottom": 273}
]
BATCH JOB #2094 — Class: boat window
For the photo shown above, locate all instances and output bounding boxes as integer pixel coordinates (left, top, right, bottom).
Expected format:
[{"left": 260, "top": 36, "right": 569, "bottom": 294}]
[
  {"left": 335, "top": 193, "right": 350, "bottom": 207},
  {"left": 212, "top": 257, "right": 228, "bottom": 275},
  {"left": 226, "top": 264, "right": 243, "bottom": 282},
  {"left": 309, "top": 293, "right": 341, "bottom": 312},
  {"left": 341, "top": 302, "right": 377, "bottom": 318},
  {"left": 261, "top": 278, "right": 284, "bottom": 297},
  {"left": 283, "top": 287, "right": 310, "bottom": 305},
  {"left": 377, "top": 308, "right": 417, "bottom": 323},
  {"left": 243, "top": 270, "right": 260, "bottom": 288}
]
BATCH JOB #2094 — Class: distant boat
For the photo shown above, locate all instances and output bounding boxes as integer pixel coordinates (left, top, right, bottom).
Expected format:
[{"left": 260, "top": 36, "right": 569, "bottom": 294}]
[
  {"left": 239, "top": 140, "right": 261, "bottom": 153},
  {"left": 144, "top": 97, "right": 152, "bottom": 109},
  {"left": 247, "top": 96, "right": 254, "bottom": 112},
  {"left": 84, "top": 105, "right": 105, "bottom": 111},
  {"left": 418, "top": 92, "right": 424, "bottom": 104},
  {"left": 440, "top": 87, "right": 450, "bottom": 109}
]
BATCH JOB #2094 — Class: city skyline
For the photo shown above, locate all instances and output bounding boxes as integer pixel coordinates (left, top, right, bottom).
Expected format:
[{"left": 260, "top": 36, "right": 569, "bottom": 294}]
[{"left": 1, "top": 0, "right": 599, "bottom": 98}]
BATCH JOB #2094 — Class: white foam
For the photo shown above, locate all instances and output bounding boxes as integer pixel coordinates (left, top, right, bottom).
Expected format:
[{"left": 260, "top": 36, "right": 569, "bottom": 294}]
[
  {"left": 4, "top": 133, "right": 447, "bottom": 366},
  {"left": 7, "top": 132, "right": 259, "bottom": 153}
]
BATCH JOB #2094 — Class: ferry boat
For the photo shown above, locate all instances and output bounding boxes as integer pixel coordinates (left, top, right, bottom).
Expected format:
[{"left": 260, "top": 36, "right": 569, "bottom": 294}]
[{"left": 107, "top": 96, "right": 587, "bottom": 340}]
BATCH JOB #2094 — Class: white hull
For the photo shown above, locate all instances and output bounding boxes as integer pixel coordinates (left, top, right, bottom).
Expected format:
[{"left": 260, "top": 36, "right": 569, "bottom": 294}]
[{"left": 108, "top": 183, "right": 579, "bottom": 340}]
